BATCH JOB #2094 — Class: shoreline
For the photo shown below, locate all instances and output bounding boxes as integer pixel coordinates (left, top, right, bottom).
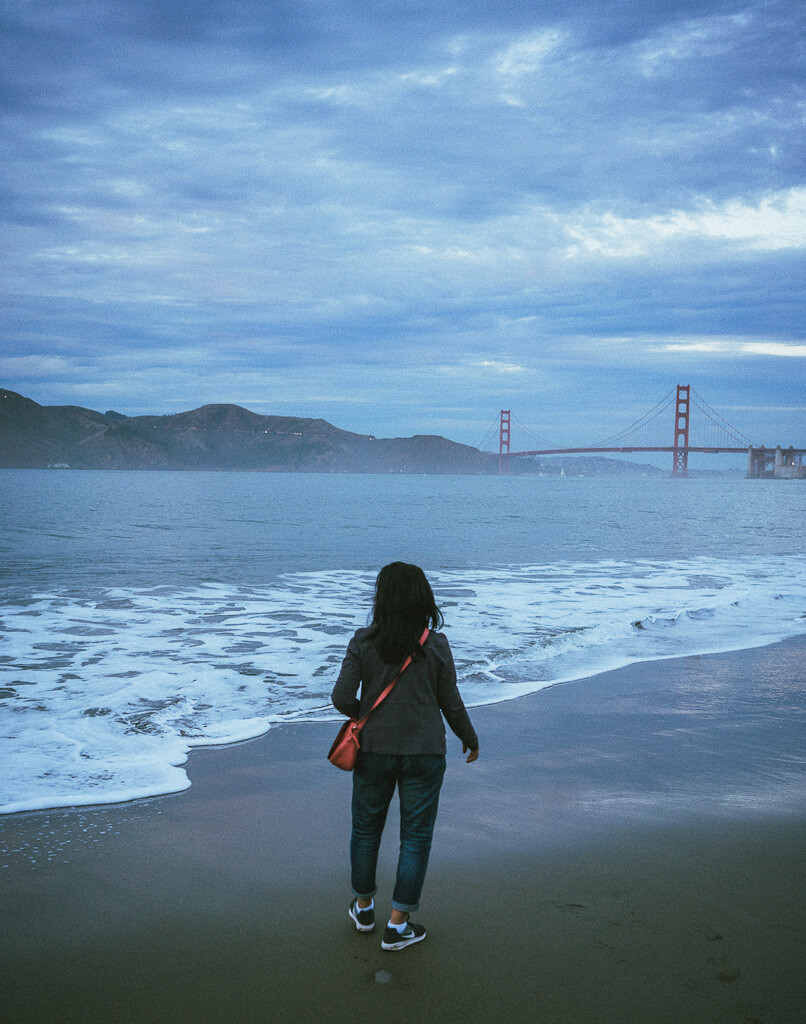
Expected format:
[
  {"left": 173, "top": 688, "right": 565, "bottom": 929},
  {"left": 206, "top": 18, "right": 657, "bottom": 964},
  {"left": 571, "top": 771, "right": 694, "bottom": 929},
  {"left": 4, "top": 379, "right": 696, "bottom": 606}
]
[
  {"left": 4, "top": 625, "right": 806, "bottom": 820},
  {"left": 2, "top": 636, "right": 806, "bottom": 1023}
]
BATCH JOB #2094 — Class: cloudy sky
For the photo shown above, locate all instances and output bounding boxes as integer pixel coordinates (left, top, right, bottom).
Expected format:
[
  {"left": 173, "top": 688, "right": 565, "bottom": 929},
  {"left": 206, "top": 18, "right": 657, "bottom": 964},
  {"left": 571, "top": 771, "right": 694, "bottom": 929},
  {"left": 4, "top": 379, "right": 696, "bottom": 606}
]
[{"left": 2, "top": 0, "right": 804, "bottom": 458}]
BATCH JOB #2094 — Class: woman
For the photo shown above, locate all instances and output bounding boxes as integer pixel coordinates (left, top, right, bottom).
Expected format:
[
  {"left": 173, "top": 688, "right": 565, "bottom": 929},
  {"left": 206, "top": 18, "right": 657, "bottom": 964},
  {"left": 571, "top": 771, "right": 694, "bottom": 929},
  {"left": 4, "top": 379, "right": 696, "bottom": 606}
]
[{"left": 331, "top": 562, "right": 479, "bottom": 952}]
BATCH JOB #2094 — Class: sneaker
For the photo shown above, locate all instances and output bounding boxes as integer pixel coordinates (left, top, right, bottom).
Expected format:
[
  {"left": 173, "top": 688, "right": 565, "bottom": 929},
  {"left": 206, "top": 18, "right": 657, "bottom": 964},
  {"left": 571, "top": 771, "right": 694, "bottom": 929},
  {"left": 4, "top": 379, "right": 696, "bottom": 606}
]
[
  {"left": 348, "top": 898, "right": 375, "bottom": 933},
  {"left": 381, "top": 921, "right": 427, "bottom": 951}
]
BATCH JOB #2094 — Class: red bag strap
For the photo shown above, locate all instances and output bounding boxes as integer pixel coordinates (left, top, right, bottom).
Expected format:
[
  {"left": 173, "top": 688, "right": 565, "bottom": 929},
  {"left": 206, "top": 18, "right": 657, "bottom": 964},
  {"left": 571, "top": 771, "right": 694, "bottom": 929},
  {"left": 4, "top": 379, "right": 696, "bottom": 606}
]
[{"left": 360, "top": 627, "right": 430, "bottom": 724}]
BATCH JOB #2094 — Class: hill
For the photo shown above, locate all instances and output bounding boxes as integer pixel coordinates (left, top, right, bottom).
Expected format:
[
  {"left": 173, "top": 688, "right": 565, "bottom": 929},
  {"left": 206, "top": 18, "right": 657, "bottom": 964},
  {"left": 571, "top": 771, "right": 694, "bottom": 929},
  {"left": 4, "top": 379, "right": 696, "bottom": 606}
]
[{"left": 0, "top": 389, "right": 499, "bottom": 474}]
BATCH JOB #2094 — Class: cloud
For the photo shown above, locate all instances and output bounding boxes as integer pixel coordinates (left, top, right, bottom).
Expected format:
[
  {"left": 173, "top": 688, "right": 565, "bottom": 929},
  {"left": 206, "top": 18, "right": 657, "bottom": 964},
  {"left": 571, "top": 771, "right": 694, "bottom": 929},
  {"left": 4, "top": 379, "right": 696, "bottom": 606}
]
[
  {"left": 659, "top": 340, "right": 806, "bottom": 358},
  {"left": 562, "top": 189, "right": 806, "bottom": 259},
  {"left": 636, "top": 10, "right": 754, "bottom": 76},
  {"left": 0, "top": 0, "right": 804, "bottom": 447},
  {"left": 494, "top": 28, "right": 568, "bottom": 105},
  {"left": 473, "top": 360, "right": 529, "bottom": 374},
  {"left": 0, "top": 355, "right": 76, "bottom": 377}
]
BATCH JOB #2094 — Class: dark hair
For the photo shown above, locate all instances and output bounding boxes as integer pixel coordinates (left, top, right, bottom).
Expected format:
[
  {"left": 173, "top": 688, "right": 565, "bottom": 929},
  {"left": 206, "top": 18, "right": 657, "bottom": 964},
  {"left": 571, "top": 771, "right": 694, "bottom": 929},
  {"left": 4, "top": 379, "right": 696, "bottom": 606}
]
[{"left": 368, "top": 562, "right": 444, "bottom": 664}]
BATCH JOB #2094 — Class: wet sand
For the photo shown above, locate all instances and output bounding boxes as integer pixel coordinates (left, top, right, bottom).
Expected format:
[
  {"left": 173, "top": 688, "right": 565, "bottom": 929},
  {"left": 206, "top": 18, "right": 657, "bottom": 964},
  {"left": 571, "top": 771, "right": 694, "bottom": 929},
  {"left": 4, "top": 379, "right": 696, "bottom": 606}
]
[{"left": 2, "top": 636, "right": 805, "bottom": 1023}]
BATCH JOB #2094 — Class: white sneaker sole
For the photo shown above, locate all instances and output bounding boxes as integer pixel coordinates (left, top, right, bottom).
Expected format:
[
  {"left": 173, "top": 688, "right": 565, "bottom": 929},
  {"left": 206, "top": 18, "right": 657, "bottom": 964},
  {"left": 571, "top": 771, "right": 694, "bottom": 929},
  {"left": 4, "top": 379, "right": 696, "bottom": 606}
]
[
  {"left": 381, "top": 930, "right": 426, "bottom": 951},
  {"left": 348, "top": 905, "right": 375, "bottom": 933}
]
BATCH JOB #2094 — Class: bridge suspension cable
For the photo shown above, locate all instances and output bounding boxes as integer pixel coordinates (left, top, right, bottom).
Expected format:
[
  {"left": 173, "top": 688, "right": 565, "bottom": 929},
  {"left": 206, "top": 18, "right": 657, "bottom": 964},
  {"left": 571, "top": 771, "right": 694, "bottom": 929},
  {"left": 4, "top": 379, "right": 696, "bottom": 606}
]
[
  {"left": 590, "top": 388, "right": 677, "bottom": 448},
  {"left": 477, "top": 419, "right": 502, "bottom": 453},
  {"left": 510, "top": 413, "right": 560, "bottom": 450},
  {"left": 478, "top": 413, "right": 560, "bottom": 452},
  {"left": 690, "top": 388, "right": 756, "bottom": 447}
]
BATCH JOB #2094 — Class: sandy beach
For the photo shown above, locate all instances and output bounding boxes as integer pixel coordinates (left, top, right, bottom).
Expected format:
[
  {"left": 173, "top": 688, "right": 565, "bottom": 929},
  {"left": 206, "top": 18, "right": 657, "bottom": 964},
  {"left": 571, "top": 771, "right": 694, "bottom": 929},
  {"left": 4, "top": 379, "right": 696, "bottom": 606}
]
[{"left": 2, "top": 636, "right": 805, "bottom": 1024}]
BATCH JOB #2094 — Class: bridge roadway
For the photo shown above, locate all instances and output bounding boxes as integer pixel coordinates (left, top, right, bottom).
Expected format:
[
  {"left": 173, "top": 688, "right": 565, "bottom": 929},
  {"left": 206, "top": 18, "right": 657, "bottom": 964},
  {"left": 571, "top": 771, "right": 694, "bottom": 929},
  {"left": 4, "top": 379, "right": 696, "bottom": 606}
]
[
  {"left": 509, "top": 446, "right": 748, "bottom": 456},
  {"left": 506, "top": 444, "right": 806, "bottom": 478}
]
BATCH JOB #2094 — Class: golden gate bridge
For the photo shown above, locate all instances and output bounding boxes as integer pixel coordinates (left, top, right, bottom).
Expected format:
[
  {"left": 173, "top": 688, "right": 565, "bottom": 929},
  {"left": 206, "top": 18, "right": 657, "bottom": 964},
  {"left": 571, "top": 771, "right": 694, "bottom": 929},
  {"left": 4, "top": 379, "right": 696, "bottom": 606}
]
[{"left": 483, "top": 385, "right": 805, "bottom": 478}]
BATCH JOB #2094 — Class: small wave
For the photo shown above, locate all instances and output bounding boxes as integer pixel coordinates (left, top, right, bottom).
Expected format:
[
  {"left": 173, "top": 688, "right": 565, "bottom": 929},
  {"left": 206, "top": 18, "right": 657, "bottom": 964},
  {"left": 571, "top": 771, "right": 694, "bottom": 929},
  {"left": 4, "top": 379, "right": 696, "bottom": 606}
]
[{"left": 2, "top": 555, "right": 805, "bottom": 815}]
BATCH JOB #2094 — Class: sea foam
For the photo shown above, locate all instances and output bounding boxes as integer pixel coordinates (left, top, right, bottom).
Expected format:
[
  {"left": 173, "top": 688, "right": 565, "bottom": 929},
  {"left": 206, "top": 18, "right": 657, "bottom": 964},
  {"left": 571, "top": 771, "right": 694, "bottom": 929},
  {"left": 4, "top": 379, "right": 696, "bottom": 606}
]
[{"left": 1, "top": 556, "right": 804, "bottom": 815}]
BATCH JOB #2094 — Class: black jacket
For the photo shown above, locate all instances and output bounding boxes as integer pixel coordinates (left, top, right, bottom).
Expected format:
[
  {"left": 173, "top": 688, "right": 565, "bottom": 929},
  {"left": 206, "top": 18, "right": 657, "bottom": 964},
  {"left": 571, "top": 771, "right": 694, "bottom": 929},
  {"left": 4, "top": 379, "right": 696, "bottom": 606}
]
[{"left": 331, "top": 628, "right": 478, "bottom": 756}]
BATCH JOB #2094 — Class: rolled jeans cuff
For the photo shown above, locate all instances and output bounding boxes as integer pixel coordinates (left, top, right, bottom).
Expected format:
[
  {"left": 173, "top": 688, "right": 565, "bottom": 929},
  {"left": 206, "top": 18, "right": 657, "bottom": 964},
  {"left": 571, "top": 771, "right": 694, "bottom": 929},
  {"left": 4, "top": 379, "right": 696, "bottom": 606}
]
[
  {"left": 352, "top": 885, "right": 378, "bottom": 899},
  {"left": 391, "top": 897, "right": 420, "bottom": 913}
]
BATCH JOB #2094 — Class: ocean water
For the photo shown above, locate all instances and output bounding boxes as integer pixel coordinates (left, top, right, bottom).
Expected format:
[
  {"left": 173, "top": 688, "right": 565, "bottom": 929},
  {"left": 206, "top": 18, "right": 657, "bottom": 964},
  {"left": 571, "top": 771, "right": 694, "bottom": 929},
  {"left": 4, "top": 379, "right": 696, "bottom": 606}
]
[{"left": 1, "top": 469, "right": 804, "bottom": 815}]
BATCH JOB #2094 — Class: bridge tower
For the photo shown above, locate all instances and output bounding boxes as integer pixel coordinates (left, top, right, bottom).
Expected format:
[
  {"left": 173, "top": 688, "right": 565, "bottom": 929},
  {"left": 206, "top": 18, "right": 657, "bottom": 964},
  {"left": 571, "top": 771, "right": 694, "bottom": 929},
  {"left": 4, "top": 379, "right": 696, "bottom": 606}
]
[
  {"left": 499, "top": 409, "right": 511, "bottom": 475},
  {"left": 672, "top": 384, "right": 690, "bottom": 477}
]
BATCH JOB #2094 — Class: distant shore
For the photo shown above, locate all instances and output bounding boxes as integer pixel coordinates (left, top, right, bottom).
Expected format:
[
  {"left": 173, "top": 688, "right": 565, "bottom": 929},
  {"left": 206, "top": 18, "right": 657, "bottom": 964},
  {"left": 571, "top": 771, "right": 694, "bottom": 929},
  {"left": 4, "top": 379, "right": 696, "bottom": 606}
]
[
  {"left": 3, "top": 636, "right": 806, "bottom": 1023},
  {"left": 2, "top": 388, "right": 690, "bottom": 475}
]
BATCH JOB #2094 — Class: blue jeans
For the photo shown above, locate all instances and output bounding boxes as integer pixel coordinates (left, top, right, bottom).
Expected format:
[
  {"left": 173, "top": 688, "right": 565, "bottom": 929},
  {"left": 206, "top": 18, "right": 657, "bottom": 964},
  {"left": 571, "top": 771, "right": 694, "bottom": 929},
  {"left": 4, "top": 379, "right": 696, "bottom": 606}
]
[{"left": 350, "top": 752, "right": 447, "bottom": 913}]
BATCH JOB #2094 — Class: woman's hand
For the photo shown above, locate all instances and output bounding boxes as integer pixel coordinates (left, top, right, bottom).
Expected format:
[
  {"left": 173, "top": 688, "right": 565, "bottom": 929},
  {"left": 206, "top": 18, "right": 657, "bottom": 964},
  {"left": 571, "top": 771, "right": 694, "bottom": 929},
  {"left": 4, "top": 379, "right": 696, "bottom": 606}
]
[{"left": 463, "top": 745, "right": 479, "bottom": 763}]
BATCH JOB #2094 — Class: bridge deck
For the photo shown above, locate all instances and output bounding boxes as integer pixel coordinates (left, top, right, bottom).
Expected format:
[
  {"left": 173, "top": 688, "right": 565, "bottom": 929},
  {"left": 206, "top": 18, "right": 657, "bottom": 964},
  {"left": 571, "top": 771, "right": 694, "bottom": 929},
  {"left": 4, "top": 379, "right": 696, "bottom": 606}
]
[{"left": 508, "top": 446, "right": 752, "bottom": 457}]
